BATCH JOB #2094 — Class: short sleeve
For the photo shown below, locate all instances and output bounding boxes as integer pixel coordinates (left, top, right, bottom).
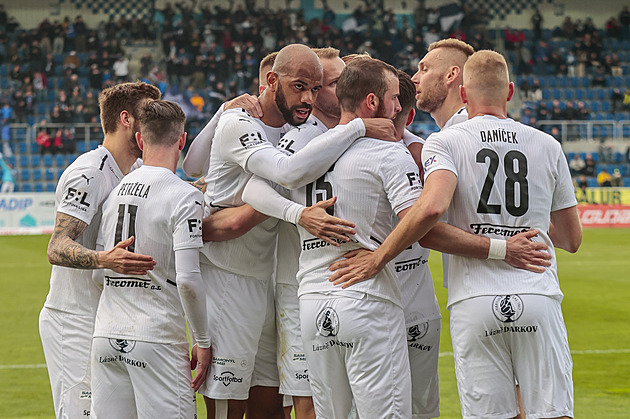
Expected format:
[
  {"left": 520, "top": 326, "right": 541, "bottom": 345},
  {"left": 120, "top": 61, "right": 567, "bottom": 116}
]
[
  {"left": 57, "top": 166, "right": 111, "bottom": 225},
  {"left": 381, "top": 144, "right": 423, "bottom": 215},
  {"left": 216, "top": 111, "right": 275, "bottom": 169},
  {"left": 173, "top": 188, "right": 204, "bottom": 251},
  {"left": 551, "top": 143, "right": 578, "bottom": 211},
  {"left": 421, "top": 133, "right": 458, "bottom": 180}
]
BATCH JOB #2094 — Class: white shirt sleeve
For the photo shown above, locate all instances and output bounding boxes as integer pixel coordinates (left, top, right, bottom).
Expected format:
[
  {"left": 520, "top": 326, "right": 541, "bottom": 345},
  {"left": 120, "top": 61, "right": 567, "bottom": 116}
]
[
  {"left": 57, "top": 166, "right": 110, "bottom": 225},
  {"left": 422, "top": 133, "right": 458, "bottom": 179},
  {"left": 245, "top": 118, "right": 366, "bottom": 189},
  {"left": 242, "top": 175, "right": 305, "bottom": 224},
  {"left": 175, "top": 247, "right": 210, "bottom": 348},
  {"left": 381, "top": 145, "right": 423, "bottom": 215},
  {"left": 183, "top": 103, "right": 226, "bottom": 178},
  {"left": 402, "top": 128, "right": 425, "bottom": 146}
]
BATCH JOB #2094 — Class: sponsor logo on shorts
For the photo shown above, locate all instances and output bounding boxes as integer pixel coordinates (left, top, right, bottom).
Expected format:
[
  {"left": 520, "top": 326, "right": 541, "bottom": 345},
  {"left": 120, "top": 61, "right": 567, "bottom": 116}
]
[
  {"left": 312, "top": 339, "right": 354, "bottom": 352},
  {"left": 292, "top": 353, "right": 306, "bottom": 362},
  {"left": 98, "top": 354, "right": 147, "bottom": 368},
  {"left": 407, "top": 321, "right": 429, "bottom": 342},
  {"left": 83, "top": 409, "right": 91, "bottom": 416},
  {"left": 214, "top": 371, "right": 244, "bottom": 387},
  {"left": 295, "top": 369, "right": 309, "bottom": 382},
  {"left": 492, "top": 295, "right": 524, "bottom": 323},
  {"left": 79, "top": 391, "right": 91, "bottom": 399},
  {"left": 212, "top": 356, "right": 247, "bottom": 369},
  {"left": 109, "top": 338, "right": 136, "bottom": 353},
  {"left": 316, "top": 307, "right": 339, "bottom": 337}
]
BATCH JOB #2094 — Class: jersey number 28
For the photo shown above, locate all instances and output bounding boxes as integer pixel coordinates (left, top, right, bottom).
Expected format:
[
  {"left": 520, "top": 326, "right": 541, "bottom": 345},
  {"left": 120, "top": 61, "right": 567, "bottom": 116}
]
[{"left": 476, "top": 149, "right": 529, "bottom": 216}]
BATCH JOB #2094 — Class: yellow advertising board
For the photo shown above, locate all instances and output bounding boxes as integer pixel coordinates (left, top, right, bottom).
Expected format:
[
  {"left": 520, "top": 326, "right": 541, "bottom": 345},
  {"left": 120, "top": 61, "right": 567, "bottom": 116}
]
[{"left": 575, "top": 187, "right": 630, "bottom": 206}]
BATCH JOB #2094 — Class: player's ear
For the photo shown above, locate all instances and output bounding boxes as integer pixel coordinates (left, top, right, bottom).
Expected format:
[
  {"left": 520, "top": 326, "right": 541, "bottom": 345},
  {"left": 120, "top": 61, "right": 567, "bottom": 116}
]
[
  {"left": 446, "top": 66, "right": 461, "bottom": 85},
  {"left": 178, "top": 132, "right": 187, "bottom": 151},
  {"left": 135, "top": 131, "right": 144, "bottom": 151},
  {"left": 365, "top": 92, "right": 378, "bottom": 113},
  {"left": 405, "top": 108, "right": 415, "bottom": 127},
  {"left": 120, "top": 110, "right": 132, "bottom": 129},
  {"left": 459, "top": 85, "right": 467, "bottom": 104},
  {"left": 507, "top": 81, "right": 515, "bottom": 102},
  {"left": 267, "top": 71, "right": 279, "bottom": 92}
]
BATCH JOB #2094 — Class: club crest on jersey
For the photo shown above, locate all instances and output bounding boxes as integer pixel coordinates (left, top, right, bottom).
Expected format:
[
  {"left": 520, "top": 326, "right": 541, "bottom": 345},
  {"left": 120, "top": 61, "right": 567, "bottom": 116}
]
[
  {"left": 424, "top": 155, "right": 437, "bottom": 170},
  {"left": 109, "top": 338, "right": 136, "bottom": 354},
  {"left": 316, "top": 307, "right": 339, "bottom": 337},
  {"left": 492, "top": 295, "right": 524, "bottom": 323},
  {"left": 407, "top": 321, "right": 429, "bottom": 342}
]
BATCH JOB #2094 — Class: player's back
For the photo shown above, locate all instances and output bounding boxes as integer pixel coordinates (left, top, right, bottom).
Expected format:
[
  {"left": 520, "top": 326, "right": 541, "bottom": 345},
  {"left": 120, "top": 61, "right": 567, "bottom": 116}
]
[
  {"left": 95, "top": 166, "right": 203, "bottom": 344},
  {"left": 45, "top": 146, "right": 124, "bottom": 316},
  {"left": 423, "top": 115, "right": 576, "bottom": 306},
  {"left": 293, "top": 138, "right": 421, "bottom": 305}
]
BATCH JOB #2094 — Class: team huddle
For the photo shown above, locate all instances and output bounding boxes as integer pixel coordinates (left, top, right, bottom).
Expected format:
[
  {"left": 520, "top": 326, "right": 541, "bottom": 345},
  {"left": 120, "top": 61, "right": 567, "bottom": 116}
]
[{"left": 39, "top": 40, "right": 581, "bottom": 419}]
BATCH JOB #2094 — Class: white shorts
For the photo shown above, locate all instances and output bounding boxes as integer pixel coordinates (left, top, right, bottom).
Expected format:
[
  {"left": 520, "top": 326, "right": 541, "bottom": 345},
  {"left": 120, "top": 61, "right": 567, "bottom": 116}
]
[
  {"left": 450, "top": 294, "right": 573, "bottom": 419},
  {"left": 198, "top": 263, "right": 270, "bottom": 400},
  {"left": 300, "top": 294, "right": 411, "bottom": 419},
  {"left": 251, "top": 278, "right": 280, "bottom": 388},
  {"left": 39, "top": 307, "right": 94, "bottom": 418},
  {"left": 406, "top": 318, "right": 441, "bottom": 419},
  {"left": 276, "top": 283, "right": 311, "bottom": 397},
  {"left": 90, "top": 338, "right": 195, "bottom": 419}
]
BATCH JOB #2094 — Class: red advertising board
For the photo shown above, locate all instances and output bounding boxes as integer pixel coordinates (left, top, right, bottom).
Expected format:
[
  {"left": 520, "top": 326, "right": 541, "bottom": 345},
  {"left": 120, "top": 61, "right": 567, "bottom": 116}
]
[{"left": 577, "top": 205, "right": 630, "bottom": 228}]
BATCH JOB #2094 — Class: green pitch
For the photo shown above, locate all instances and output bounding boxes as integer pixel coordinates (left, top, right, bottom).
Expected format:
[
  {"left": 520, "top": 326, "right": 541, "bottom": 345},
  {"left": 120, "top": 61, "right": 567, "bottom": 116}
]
[{"left": 1, "top": 229, "right": 629, "bottom": 418}]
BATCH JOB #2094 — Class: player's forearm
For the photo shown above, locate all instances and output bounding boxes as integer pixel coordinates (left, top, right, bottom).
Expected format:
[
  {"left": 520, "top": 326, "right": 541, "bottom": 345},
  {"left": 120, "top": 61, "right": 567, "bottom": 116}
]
[
  {"left": 202, "top": 205, "right": 269, "bottom": 242},
  {"left": 420, "top": 222, "right": 490, "bottom": 259},
  {"left": 47, "top": 234, "right": 102, "bottom": 269},
  {"left": 247, "top": 118, "right": 365, "bottom": 189},
  {"left": 242, "top": 176, "right": 304, "bottom": 224}
]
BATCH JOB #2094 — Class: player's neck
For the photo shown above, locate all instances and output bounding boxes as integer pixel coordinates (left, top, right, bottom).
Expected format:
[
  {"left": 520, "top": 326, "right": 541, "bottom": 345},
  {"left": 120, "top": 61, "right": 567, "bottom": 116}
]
[
  {"left": 141, "top": 146, "right": 179, "bottom": 173},
  {"left": 102, "top": 132, "right": 139, "bottom": 175},
  {"left": 432, "top": 94, "right": 465, "bottom": 129},
  {"left": 467, "top": 103, "right": 508, "bottom": 119},
  {"left": 312, "top": 109, "right": 339, "bottom": 130},
  {"left": 259, "top": 89, "right": 287, "bottom": 127}
]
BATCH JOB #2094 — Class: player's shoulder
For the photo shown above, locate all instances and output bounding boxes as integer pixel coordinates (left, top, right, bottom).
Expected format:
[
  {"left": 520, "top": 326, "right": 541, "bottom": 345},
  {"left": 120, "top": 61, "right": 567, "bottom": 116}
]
[
  {"left": 61, "top": 147, "right": 113, "bottom": 184},
  {"left": 218, "top": 108, "right": 259, "bottom": 128}
]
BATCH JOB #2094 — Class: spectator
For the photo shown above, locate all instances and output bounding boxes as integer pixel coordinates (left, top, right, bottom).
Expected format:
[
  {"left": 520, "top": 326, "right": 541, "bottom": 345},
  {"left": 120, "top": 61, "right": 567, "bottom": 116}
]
[
  {"left": 531, "top": 8, "right": 543, "bottom": 40},
  {"left": 599, "top": 139, "right": 614, "bottom": 163},
  {"left": 620, "top": 6, "right": 630, "bottom": 39},
  {"left": 611, "top": 168, "right": 623, "bottom": 187},
  {"left": 35, "top": 123, "right": 53, "bottom": 154},
  {"left": 612, "top": 88, "right": 624, "bottom": 113},
  {"left": 0, "top": 152, "right": 15, "bottom": 193},
  {"left": 569, "top": 154, "right": 586, "bottom": 175},
  {"left": 1, "top": 101, "right": 13, "bottom": 157},
  {"left": 597, "top": 167, "right": 612, "bottom": 186},
  {"left": 112, "top": 55, "right": 129, "bottom": 82},
  {"left": 584, "top": 153, "right": 597, "bottom": 176},
  {"left": 577, "top": 174, "right": 588, "bottom": 194},
  {"left": 63, "top": 50, "right": 80, "bottom": 70}
]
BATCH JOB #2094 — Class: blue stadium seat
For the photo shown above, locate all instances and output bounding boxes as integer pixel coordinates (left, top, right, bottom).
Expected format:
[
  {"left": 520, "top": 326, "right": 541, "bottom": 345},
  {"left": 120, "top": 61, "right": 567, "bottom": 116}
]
[
  {"left": 596, "top": 89, "right": 606, "bottom": 100},
  {"left": 34, "top": 182, "right": 44, "bottom": 192},
  {"left": 31, "top": 155, "right": 41, "bottom": 167},
  {"left": 55, "top": 154, "right": 65, "bottom": 167},
  {"left": 18, "top": 142, "right": 28, "bottom": 154},
  {"left": 564, "top": 90, "right": 574, "bottom": 100},
  {"left": 580, "top": 77, "right": 590, "bottom": 88},
  {"left": 20, "top": 169, "right": 31, "bottom": 181},
  {"left": 569, "top": 77, "right": 579, "bottom": 88},
  {"left": 624, "top": 178, "right": 630, "bottom": 187},
  {"left": 67, "top": 154, "right": 77, "bottom": 165},
  {"left": 57, "top": 168, "right": 65, "bottom": 179},
  {"left": 77, "top": 142, "right": 87, "bottom": 153},
  {"left": 19, "top": 155, "right": 29, "bottom": 167},
  {"left": 587, "top": 178, "right": 598, "bottom": 187},
  {"left": 45, "top": 168, "right": 55, "bottom": 181},
  {"left": 43, "top": 154, "right": 53, "bottom": 167},
  {"left": 46, "top": 182, "right": 56, "bottom": 192},
  {"left": 21, "top": 183, "right": 32, "bottom": 192},
  {"left": 6, "top": 155, "right": 15, "bottom": 166},
  {"left": 542, "top": 89, "right": 551, "bottom": 100},
  {"left": 575, "top": 89, "right": 585, "bottom": 100},
  {"left": 32, "top": 168, "right": 43, "bottom": 181}
]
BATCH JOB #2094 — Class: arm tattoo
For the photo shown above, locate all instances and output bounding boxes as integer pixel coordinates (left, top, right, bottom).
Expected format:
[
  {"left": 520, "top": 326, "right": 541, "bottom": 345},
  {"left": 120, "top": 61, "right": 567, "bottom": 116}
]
[
  {"left": 189, "top": 177, "right": 207, "bottom": 194},
  {"left": 48, "top": 213, "right": 101, "bottom": 269}
]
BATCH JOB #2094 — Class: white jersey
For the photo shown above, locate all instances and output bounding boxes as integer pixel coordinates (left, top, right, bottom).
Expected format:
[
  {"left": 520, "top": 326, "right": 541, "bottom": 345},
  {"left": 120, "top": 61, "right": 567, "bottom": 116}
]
[
  {"left": 292, "top": 139, "right": 422, "bottom": 306},
  {"left": 201, "top": 108, "right": 283, "bottom": 279},
  {"left": 422, "top": 115, "right": 577, "bottom": 307},
  {"left": 44, "top": 146, "right": 125, "bottom": 316},
  {"left": 275, "top": 115, "right": 328, "bottom": 286},
  {"left": 94, "top": 166, "right": 204, "bottom": 344},
  {"left": 439, "top": 106, "right": 468, "bottom": 289}
]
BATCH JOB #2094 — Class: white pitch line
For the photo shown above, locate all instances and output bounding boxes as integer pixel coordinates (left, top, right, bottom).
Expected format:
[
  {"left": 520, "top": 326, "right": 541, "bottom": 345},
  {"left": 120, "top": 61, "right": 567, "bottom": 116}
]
[{"left": 2, "top": 349, "right": 630, "bottom": 369}]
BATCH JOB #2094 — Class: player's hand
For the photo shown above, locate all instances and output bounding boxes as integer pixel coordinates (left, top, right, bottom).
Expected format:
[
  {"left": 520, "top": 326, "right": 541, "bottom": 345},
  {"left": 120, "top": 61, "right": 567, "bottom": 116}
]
[
  {"left": 505, "top": 229, "right": 551, "bottom": 273},
  {"left": 225, "top": 93, "right": 263, "bottom": 119},
  {"left": 328, "top": 248, "right": 381, "bottom": 288},
  {"left": 362, "top": 118, "right": 397, "bottom": 142},
  {"left": 191, "top": 344, "right": 212, "bottom": 391},
  {"left": 299, "top": 197, "right": 356, "bottom": 246},
  {"left": 99, "top": 236, "right": 156, "bottom": 275}
]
